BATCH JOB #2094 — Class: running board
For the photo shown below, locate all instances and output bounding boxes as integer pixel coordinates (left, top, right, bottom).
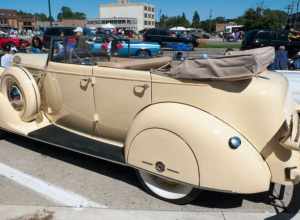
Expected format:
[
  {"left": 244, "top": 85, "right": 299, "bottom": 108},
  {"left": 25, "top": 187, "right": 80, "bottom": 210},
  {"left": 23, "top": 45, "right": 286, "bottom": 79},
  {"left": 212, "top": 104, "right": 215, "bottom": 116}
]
[{"left": 28, "top": 125, "right": 125, "bottom": 164}]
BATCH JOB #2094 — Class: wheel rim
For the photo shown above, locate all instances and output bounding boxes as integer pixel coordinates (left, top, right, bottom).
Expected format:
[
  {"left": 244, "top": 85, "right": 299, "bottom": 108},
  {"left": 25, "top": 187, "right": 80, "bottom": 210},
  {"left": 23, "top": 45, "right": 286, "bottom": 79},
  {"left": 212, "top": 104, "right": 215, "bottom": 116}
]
[
  {"left": 139, "top": 171, "right": 194, "bottom": 200},
  {"left": 5, "top": 77, "right": 25, "bottom": 112},
  {"left": 138, "top": 50, "right": 149, "bottom": 58}
]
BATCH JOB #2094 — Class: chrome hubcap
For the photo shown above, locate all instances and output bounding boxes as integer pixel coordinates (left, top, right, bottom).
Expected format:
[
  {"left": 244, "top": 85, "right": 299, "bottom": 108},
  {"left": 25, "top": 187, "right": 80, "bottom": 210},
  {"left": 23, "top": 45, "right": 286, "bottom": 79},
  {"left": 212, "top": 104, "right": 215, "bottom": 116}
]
[{"left": 7, "top": 81, "right": 24, "bottom": 111}]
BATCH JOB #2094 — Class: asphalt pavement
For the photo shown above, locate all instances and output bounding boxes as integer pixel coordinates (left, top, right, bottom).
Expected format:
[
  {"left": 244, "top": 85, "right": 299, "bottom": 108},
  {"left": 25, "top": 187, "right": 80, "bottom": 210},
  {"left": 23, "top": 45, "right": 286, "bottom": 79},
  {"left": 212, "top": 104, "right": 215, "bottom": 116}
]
[
  {"left": 1, "top": 133, "right": 300, "bottom": 219},
  {"left": 1, "top": 49, "right": 300, "bottom": 219}
]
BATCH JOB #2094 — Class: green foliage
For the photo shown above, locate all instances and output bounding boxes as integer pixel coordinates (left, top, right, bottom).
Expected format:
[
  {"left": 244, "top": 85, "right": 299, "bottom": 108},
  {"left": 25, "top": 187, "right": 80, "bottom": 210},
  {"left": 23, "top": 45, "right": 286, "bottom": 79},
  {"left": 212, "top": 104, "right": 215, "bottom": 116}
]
[
  {"left": 192, "top": 11, "right": 201, "bottom": 28},
  {"left": 34, "top": 13, "right": 49, "bottom": 21},
  {"left": 17, "top": 10, "right": 33, "bottom": 16},
  {"left": 57, "top": 6, "right": 86, "bottom": 20},
  {"left": 237, "top": 7, "right": 288, "bottom": 30},
  {"left": 158, "top": 13, "right": 190, "bottom": 28},
  {"left": 17, "top": 10, "right": 51, "bottom": 22},
  {"left": 159, "top": 7, "right": 287, "bottom": 34}
]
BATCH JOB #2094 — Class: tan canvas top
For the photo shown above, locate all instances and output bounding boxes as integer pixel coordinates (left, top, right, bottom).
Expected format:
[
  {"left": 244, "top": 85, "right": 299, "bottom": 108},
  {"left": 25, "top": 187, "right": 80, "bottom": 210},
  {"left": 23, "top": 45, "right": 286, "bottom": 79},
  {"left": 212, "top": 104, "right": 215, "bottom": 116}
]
[
  {"left": 97, "top": 57, "right": 172, "bottom": 71},
  {"left": 153, "top": 47, "right": 275, "bottom": 81}
]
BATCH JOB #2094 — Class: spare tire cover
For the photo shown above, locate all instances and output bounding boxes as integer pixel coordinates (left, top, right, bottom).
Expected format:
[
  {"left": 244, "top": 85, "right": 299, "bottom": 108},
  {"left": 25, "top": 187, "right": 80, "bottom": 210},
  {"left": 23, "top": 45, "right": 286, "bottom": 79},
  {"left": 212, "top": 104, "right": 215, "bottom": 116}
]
[{"left": 1, "top": 67, "right": 41, "bottom": 122}]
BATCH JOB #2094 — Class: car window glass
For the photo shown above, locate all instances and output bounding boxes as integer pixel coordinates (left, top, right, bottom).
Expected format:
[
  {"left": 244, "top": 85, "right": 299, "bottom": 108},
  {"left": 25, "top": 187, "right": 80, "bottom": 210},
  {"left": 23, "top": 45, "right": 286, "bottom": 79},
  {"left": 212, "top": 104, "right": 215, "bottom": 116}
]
[
  {"left": 149, "top": 29, "right": 156, "bottom": 35},
  {"left": 64, "top": 29, "right": 75, "bottom": 36},
  {"left": 277, "top": 32, "right": 288, "bottom": 41},
  {"left": 50, "top": 37, "right": 138, "bottom": 66},
  {"left": 46, "top": 28, "right": 60, "bottom": 36},
  {"left": 257, "top": 32, "right": 272, "bottom": 40}
]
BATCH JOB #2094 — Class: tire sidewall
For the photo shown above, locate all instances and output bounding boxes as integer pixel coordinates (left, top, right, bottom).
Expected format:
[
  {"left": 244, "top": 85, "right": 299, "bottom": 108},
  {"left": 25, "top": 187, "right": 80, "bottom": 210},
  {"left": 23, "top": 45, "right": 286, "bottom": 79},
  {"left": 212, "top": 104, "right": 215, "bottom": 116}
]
[
  {"left": 1, "top": 67, "right": 40, "bottom": 122},
  {"left": 136, "top": 170, "right": 200, "bottom": 205}
]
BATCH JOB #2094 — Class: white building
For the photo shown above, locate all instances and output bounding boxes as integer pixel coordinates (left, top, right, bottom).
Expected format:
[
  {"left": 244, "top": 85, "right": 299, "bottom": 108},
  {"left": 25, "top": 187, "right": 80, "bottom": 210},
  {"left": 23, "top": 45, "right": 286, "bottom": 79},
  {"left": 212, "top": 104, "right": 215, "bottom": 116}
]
[
  {"left": 87, "top": 17, "right": 138, "bottom": 31},
  {"left": 99, "top": 0, "right": 155, "bottom": 31}
]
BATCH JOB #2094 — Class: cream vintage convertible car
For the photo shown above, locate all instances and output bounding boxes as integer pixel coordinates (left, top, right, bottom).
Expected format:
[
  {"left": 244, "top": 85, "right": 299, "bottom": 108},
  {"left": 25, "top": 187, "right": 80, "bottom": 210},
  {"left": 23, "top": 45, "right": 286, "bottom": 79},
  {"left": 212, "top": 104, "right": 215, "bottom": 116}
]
[{"left": 0, "top": 44, "right": 299, "bottom": 205}]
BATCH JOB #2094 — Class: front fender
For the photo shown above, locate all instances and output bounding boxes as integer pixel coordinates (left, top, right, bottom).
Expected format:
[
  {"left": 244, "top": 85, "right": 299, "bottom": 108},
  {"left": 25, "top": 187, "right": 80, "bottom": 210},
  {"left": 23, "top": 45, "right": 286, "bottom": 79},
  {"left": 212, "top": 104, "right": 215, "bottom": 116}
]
[{"left": 125, "top": 103, "right": 271, "bottom": 194}]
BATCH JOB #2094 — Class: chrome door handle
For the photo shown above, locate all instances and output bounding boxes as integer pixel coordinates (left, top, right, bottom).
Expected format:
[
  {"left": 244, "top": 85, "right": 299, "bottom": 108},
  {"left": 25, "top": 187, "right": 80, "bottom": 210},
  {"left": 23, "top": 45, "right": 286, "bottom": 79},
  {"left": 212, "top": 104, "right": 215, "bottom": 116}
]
[
  {"left": 135, "top": 84, "right": 149, "bottom": 90},
  {"left": 134, "top": 84, "right": 150, "bottom": 97},
  {"left": 80, "top": 78, "right": 91, "bottom": 90}
]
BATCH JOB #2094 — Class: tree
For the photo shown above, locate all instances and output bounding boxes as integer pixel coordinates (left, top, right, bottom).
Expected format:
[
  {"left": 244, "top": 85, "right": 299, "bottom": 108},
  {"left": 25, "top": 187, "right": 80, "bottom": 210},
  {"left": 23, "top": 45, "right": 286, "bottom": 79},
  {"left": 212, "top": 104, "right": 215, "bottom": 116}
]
[
  {"left": 158, "top": 14, "right": 168, "bottom": 28},
  {"left": 57, "top": 6, "right": 86, "bottom": 20},
  {"left": 34, "top": 13, "right": 49, "bottom": 21},
  {"left": 238, "top": 7, "right": 288, "bottom": 30},
  {"left": 192, "top": 11, "right": 201, "bottom": 28},
  {"left": 179, "top": 13, "right": 190, "bottom": 27}
]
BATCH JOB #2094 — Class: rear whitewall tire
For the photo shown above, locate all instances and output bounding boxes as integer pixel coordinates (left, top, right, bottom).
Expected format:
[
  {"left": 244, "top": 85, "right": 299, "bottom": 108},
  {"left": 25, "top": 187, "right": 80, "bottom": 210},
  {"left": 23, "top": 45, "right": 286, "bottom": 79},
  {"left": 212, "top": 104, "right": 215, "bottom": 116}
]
[
  {"left": 136, "top": 170, "right": 200, "bottom": 205},
  {"left": 1, "top": 67, "right": 41, "bottom": 122}
]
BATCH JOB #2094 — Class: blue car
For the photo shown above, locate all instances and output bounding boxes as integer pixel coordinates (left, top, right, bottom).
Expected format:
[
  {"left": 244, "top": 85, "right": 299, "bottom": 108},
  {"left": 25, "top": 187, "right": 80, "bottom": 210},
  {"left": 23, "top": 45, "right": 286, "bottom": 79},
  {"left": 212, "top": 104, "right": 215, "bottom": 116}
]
[
  {"left": 165, "top": 42, "right": 193, "bottom": 51},
  {"left": 89, "top": 34, "right": 161, "bottom": 57}
]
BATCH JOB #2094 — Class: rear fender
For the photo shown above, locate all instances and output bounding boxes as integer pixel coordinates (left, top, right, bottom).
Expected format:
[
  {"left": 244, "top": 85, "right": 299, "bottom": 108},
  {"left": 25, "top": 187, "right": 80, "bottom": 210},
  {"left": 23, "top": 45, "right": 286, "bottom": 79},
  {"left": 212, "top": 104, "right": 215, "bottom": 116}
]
[{"left": 125, "top": 103, "right": 271, "bottom": 193}]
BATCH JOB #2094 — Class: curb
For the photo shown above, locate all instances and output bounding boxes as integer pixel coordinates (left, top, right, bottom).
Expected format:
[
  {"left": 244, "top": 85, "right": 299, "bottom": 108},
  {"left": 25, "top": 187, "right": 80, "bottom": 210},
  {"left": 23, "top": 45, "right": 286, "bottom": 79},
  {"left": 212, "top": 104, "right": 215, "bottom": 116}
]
[{"left": 0, "top": 205, "right": 299, "bottom": 220}]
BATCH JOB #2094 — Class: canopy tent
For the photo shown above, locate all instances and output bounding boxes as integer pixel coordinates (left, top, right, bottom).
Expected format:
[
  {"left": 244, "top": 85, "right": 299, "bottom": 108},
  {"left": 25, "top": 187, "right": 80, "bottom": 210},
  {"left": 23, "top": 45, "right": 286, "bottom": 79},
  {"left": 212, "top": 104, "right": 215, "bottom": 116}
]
[
  {"left": 170, "top": 26, "right": 187, "bottom": 31},
  {"left": 101, "top": 23, "right": 115, "bottom": 29}
]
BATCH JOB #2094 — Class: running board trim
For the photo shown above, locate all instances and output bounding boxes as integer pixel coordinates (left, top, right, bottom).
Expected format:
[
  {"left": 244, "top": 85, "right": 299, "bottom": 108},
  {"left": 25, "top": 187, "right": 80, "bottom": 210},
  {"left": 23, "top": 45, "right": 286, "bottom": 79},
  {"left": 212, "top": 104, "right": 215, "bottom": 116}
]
[{"left": 28, "top": 125, "right": 125, "bottom": 164}]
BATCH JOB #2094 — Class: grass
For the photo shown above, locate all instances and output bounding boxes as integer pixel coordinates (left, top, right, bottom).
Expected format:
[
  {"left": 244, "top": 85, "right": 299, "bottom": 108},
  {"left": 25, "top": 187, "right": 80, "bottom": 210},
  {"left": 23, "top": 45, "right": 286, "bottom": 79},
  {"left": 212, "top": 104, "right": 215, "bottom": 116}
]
[{"left": 200, "top": 42, "right": 242, "bottom": 49}]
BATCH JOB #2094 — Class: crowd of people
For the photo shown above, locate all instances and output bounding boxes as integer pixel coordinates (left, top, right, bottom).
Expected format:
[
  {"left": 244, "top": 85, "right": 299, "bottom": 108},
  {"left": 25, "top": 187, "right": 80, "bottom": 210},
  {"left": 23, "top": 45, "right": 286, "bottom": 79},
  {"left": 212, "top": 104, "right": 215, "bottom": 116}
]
[{"left": 0, "top": 26, "right": 299, "bottom": 71}]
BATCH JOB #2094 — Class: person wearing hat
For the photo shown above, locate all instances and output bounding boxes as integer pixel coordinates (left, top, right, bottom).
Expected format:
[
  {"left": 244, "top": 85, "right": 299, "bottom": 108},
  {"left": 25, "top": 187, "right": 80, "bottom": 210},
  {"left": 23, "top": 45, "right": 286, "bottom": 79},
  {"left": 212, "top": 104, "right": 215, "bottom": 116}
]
[
  {"left": 67, "top": 27, "right": 91, "bottom": 63},
  {"left": 1, "top": 44, "right": 17, "bottom": 68}
]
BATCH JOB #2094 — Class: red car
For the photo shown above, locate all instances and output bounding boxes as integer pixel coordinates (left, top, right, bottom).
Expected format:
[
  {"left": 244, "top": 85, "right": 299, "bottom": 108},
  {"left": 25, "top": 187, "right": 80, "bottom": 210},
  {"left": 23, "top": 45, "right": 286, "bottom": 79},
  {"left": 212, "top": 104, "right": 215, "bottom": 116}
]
[{"left": 0, "top": 34, "right": 30, "bottom": 50}]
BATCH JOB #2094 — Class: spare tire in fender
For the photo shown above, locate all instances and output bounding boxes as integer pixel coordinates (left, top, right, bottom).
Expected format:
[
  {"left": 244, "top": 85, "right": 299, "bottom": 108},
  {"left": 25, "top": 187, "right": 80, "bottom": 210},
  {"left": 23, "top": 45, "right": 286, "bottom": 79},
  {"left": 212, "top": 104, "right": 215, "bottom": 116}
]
[{"left": 1, "top": 67, "right": 41, "bottom": 122}]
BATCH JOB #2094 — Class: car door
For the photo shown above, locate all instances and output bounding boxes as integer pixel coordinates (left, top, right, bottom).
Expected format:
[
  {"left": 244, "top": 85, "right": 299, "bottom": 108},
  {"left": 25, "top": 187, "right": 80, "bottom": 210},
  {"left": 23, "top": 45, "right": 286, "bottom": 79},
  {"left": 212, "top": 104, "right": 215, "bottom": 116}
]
[
  {"left": 92, "top": 66, "right": 151, "bottom": 142},
  {"left": 275, "top": 31, "right": 289, "bottom": 47},
  {"left": 44, "top": 61, "right": 95, "bottom": 136},
  {"left": 256, "top": 31, "right": 272, "bottom": 47}
]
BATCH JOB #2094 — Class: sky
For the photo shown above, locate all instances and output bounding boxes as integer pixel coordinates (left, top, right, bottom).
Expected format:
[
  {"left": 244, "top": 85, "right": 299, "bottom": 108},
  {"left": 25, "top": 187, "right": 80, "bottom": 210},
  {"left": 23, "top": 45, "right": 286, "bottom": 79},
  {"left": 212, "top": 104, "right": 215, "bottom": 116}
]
[{"left": 0, "top": 0, "right": 289, "bottom": 20}]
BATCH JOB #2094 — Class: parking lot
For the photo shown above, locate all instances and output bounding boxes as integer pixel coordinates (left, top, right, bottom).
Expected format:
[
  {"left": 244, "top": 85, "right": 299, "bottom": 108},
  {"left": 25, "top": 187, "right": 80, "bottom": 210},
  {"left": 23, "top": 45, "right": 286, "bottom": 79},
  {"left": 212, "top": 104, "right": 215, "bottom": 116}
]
[
  {"left": 0, "top": 47, "right": 300, "bottom": 219},
  {"left": 1, "top": 131, "right": 300, "bottom": 218}
]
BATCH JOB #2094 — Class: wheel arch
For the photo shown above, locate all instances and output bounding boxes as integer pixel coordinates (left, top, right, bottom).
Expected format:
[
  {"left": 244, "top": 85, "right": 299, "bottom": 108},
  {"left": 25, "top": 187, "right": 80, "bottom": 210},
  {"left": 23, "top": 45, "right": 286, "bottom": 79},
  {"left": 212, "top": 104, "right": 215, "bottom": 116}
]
[
  {"left": 125, "top": 102, "right": 271, "bottom": 193},
  {"left": 136, "top": 48, "right": 151, "bottom": 57}
]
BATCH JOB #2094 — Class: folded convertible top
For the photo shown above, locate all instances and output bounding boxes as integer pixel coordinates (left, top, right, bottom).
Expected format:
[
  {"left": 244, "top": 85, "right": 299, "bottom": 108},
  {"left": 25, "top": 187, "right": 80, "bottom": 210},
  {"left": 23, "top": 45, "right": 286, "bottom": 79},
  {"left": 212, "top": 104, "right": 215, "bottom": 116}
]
[{"left": 153, "top": 47, "right": 275, "bottom": 81}]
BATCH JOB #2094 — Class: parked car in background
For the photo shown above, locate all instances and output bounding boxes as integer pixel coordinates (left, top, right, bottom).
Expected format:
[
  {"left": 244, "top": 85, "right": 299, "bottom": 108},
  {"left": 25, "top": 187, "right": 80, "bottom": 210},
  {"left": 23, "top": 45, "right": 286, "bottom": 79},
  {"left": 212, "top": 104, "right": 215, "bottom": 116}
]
[
  {"left": 189, "top": 30, "right": 211, "bottom": 39},
  {"left": 43, "top": 26, "right": 92, "bottom": 49},
  {"left": 1, "top": 46, "right": 300, "bottom": 205},
  {"left": 241, "top": 30, "right": 300, "bottom": 57},
  {"left": 90, "top": 33, "right": 161, "bottom": 57},
  {"left": 0, "top": 33, "right": 30, "bottom": 50},
  {"left": 143, "top": 28, "right": 198, "bottom": 49}
]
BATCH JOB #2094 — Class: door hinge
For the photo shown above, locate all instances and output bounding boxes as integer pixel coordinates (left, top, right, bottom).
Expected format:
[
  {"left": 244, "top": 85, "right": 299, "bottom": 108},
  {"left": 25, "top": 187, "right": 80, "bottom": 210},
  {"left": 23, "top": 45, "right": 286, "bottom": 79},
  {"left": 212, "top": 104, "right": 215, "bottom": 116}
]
[
  {"left": 93, "top": 113, "right": 99, "bottom": 123},
  {"left": 91, "top": 77, "right": 96, "bottom": 86}
]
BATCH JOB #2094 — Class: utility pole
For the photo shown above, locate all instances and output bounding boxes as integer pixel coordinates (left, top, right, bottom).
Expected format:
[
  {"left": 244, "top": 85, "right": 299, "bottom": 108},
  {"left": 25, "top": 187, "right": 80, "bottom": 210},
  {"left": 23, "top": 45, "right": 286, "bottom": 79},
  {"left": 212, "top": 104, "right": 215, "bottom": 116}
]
[
  {"left": 296, "top": 0, "right": 300, "bottom": 29},
  {"left": 208, "top": 9, "right": 213, "bottom": 33},
  {"left": 48, "top": 0, "right": 53, "bottom": 26}
]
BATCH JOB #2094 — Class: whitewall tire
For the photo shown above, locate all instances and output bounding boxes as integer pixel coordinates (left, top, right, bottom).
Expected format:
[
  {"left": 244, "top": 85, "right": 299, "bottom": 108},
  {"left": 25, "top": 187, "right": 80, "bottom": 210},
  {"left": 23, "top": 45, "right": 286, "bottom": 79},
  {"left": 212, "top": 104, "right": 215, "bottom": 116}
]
[
  {"left": 1, "top": 67, "right": 41, "bottom": 122},
  {"left": 136, "top": 170, "right": 200, "bottom": 204}
]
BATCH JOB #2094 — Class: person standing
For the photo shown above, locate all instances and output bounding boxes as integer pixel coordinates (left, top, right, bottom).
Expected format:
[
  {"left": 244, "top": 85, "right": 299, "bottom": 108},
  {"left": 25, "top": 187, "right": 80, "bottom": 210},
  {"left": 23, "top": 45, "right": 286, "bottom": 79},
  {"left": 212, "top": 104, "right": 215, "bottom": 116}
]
[
  {"left": 31, "top": 35, "right": 43, "bottom": 53},
  {"left": 1, "top": 44, "right": 17, "bottom": 68},
  {"left": 66, "top": 27, "right": 91, "bottom": 63},
  {"left": 272, "top": 46, "right": 288, "bottom": 70}
]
